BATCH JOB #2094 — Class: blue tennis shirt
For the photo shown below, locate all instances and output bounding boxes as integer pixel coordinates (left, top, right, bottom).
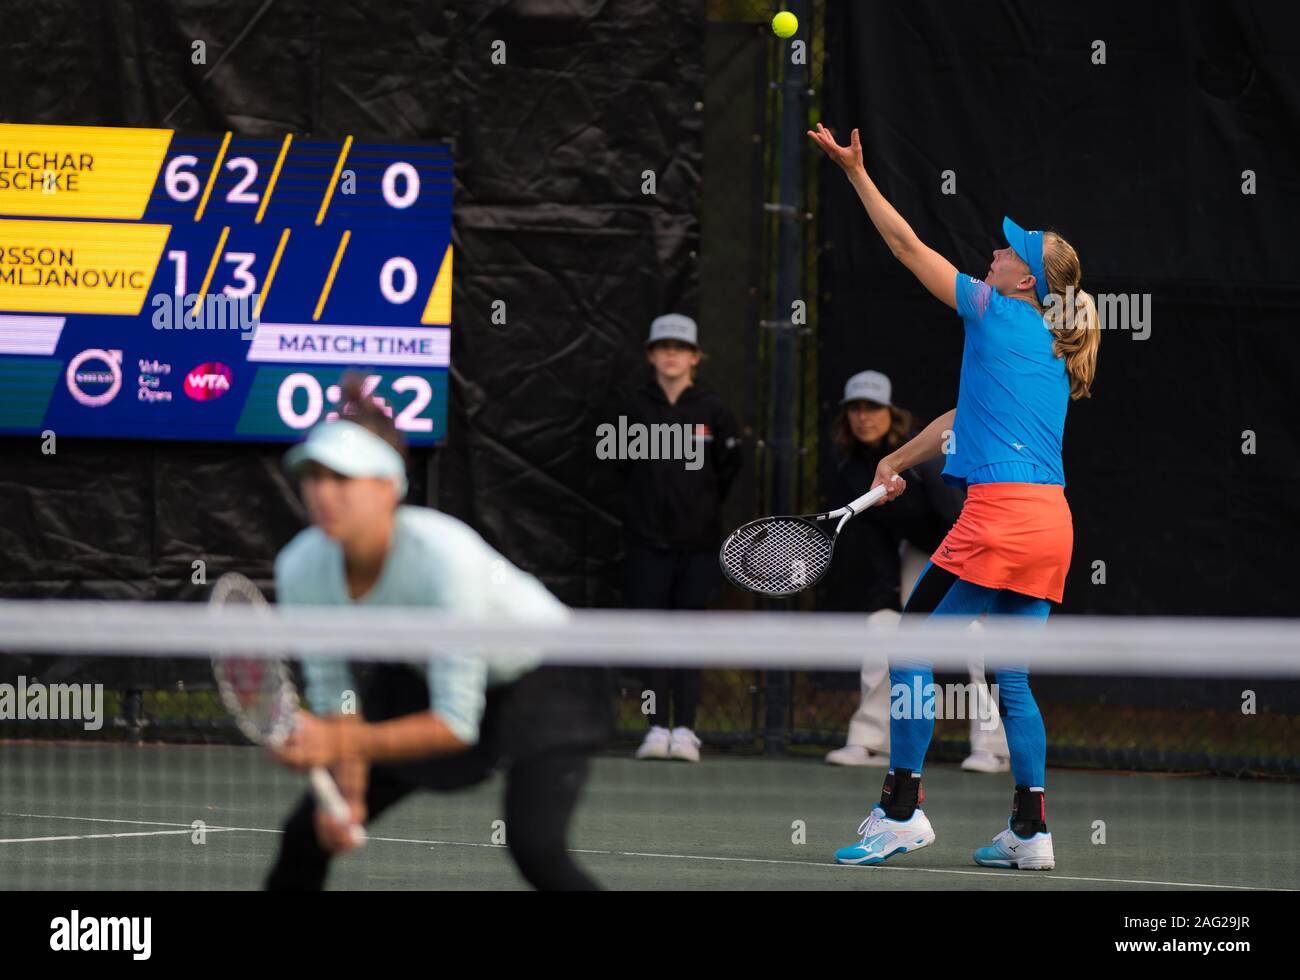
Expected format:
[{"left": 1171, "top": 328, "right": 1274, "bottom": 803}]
[
  {"left": 275, "top": 505, "right": 565, "bottom": 744},
  {"left": 943, "top": 273, "right": 1069, "bottom": 488}
]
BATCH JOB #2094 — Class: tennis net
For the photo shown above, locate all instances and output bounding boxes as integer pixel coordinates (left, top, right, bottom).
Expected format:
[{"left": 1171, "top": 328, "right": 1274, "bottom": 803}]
[{"left": 1, "top": 600, "right": 1297, "bottom": 890}]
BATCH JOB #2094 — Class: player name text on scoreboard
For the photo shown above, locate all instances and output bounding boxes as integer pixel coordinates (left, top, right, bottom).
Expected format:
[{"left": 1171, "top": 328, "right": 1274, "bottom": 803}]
[{"left": 0, "top": 122, "right": 453, "bottom": 443}]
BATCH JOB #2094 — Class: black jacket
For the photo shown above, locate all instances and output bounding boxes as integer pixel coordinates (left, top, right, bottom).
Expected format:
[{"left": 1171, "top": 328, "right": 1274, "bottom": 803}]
[
  {"left": 615, "top": 379, "right": 742, "bottom": 551},
  {"left": 820, "top": 436, "right": 965, "bottom": 612}
]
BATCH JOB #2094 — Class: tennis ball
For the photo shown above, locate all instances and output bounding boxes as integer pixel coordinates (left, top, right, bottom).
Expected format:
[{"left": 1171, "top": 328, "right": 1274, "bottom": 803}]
[{"left": 771, "top": 11, "right": 798, "bottom": 38}]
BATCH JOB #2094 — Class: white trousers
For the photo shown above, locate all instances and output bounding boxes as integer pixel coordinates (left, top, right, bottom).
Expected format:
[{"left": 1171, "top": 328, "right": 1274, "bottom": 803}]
[{"left": 843, "top": 544, "right": 1009, "bottom": 757}]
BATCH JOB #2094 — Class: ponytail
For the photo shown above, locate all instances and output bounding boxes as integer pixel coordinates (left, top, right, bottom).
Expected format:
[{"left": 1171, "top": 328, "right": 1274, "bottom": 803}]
[
  {"left": 338, "top": 371, "right": 409, "bottom": 463},
  {"left": 1042, "top": 232, "right": 1100, "bottom": 400}
]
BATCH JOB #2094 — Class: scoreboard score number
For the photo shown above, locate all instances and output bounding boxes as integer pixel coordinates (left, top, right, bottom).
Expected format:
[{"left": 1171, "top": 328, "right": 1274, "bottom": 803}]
[{"left": 0, "top": 124, "right": 454, "bottom": 445}]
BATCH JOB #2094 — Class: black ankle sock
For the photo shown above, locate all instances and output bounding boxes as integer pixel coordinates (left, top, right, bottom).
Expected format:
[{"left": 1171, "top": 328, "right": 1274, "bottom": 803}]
[
  {"left": 879, "top": 768, "right": 923, "bottom": 821},
  {"left": 1010, "top": 785, "right": 1047, "bottom": 837}
]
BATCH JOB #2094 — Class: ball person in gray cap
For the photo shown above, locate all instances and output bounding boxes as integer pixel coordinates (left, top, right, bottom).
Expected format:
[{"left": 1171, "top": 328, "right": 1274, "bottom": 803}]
[{"left": 612, "top": 314, "right": 741, "bottom": 762}]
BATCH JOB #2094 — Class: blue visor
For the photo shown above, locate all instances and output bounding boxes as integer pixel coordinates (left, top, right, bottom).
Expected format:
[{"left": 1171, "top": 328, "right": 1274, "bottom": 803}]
[{"left": 1002, "top": 216, "right": 1050, "bottom": 304}]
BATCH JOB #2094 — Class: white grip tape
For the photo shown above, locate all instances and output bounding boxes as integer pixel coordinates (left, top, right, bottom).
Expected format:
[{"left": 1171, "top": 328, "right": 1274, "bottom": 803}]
[
  {"left": 310, "top": 766, "right": 367, "bottom": 847},
  {"left": 845, "top": 484, "right": 888, "bottom": 514}
]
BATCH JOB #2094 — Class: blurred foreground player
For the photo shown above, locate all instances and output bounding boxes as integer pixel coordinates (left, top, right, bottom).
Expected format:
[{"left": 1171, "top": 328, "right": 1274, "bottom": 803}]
[
  {"left": 265, "top": 375, "right": 607, "bottom": 890},
  {"left": 810, "top": 123, "right": 1100, "bottom": 870}
]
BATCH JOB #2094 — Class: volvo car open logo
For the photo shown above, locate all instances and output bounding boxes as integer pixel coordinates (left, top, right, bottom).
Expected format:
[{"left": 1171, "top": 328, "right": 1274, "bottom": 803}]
[{"left": 65, "top": 348, "right": 123, "bottom": 407}]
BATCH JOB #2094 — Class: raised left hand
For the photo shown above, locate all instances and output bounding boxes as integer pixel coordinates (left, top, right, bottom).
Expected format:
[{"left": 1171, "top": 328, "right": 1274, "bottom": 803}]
[{"left": 807, "top": 123, "right": 864, "bottom": 173}]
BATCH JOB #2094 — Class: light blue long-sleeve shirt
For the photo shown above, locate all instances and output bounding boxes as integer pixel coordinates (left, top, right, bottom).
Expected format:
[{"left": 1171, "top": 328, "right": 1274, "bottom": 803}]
[{"left": 274, "top": 505, "right": 566, "bottom": 744}]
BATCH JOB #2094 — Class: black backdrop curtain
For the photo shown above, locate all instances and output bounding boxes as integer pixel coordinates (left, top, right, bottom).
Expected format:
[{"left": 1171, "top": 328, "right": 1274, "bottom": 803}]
[
  {"left": 0, "top": 0, "right": 705, "bottom": 608},
  {"left": 819, "top": 0, "right": 1300, "bottom": 615}
]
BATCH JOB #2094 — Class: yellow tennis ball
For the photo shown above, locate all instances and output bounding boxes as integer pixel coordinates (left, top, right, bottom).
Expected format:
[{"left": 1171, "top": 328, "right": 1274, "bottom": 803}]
[{"left": 771, "top": 11, "right": 798, "bottom": 38}]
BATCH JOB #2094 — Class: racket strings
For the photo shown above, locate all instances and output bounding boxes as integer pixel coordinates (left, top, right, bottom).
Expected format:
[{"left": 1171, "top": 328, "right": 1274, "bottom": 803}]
[
  {"left": 720, "top": 518, "right": 833, "bottom": 595},
  {"left": 210, "top": 576, "right": 300, "bottom": 747},
  {"left": 214, "top": 656, "right": 300, "bottom": 746}
]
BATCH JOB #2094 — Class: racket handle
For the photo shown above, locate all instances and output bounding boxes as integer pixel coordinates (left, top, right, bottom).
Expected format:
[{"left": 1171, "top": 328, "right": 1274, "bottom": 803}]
[
  {"left": 845, "top": 484, "right": 888, "bottom": 514},
  {"left": 831, "top": 484, "right": 889, "bottom": 534},
  {"left": 309, "top": 766, "right": 368, "bottom": 848}
]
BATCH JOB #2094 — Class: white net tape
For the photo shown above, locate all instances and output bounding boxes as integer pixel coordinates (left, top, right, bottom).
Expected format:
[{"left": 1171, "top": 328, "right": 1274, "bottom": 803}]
[{"left": 0, "top": 601, "right": 1297, "bottom": 675}]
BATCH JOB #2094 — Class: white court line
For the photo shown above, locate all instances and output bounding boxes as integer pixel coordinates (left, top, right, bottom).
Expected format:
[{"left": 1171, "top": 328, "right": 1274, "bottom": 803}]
[
  {"left": 0, "top": 812, "right": 250, "bottom": 844},
  {"left": 329, "top": 838, "right": 1296, "bottom": 891},
  {"left": 562, "top": 848, "right": 1293, "bottom": 891},
  {"left": 3, "top": 812, "right": 204, "bottom": 829},
  {"left": 828, "top": 863, "right": 1293, "bottom": 891},
  {"left": 3, "top": 812, "right": 1290, "bottom": 890},
  {"left": 0, "top": 829, "right": 237, "bottom": 844}
]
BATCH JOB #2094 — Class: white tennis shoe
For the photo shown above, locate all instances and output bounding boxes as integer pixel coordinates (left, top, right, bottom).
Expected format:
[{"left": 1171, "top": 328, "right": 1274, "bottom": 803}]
[
  {"left": 635, "top": 726, "right": 671, "bottom": 759},
  {"left": 961, "top": 750, "right": 1010, "bottom": 773},
  {"left": 825, "top": 745, "right": 890, "bottom": 767},
  {"left": 973, "top": 823, "right": 1055, "bottom": 870},
  {"left": 834, "top": 806, "right": 935, "bottom": 865},
  {"left": 668, "top": 726, "right": 702, "bottom": 762}
]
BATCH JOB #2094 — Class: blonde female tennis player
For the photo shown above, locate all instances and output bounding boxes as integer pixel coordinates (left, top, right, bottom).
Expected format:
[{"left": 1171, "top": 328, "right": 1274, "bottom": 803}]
[
  {"left": 809, "top": 124, "right": 1099, "bottom": 870},
  {"left": 265, "top": 375, "right": 606, "bottom": 889}
]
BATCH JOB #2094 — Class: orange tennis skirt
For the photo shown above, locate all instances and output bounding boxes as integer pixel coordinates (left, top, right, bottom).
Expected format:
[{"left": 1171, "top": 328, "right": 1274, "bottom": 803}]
[{"left": 929, "top": 483, "right": 1074, "bottom": 603}]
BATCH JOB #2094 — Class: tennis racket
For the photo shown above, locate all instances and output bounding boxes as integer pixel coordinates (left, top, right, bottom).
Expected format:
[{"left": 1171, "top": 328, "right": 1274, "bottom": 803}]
[
  {"left": 719, "top": 484, "right": 888, "bottom": 596},
  {"left": 209, "top": 571, "right": 366, "bottom": 847}
]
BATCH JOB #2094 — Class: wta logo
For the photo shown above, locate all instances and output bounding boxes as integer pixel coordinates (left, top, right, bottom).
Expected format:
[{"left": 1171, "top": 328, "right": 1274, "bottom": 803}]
[{"left": 183, "top": 362, "right": 233, "bottom": 401}]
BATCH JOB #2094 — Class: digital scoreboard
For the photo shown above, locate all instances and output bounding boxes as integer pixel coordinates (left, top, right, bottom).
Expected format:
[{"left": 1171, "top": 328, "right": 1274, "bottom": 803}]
[{"left": 0, "top": 123, "right": 452, "bottom": 444}]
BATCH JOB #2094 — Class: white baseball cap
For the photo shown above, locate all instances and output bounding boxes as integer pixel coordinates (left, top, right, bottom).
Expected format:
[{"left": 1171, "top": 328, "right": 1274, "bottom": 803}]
[
  {"left": 841, "top": 370, "right": 892, "bottom": 406},
  {"left": 646, "top": 313, "right": 699, "bottom": 348}
]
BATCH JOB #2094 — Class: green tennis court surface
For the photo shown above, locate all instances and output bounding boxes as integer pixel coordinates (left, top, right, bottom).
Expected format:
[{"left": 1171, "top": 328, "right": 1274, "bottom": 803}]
[{"left": 2, "top": 743, "right": 1296, "bottom": 891}]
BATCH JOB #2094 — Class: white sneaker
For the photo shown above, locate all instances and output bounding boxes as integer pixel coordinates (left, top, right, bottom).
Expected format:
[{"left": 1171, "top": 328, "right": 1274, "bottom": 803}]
[
  {"left": 961, "top": 750, "right": 1010, "bottom": 773},
  {"left": 833, "top": 805, "right": 936, "bottom": 865},
  {"left": 973, "top": 823, "right": 1055, "bottom": 870},
  {"left": 824, "top": 745, "right": 890, "bottom": 767},
  {"left": 668, "top": 726, "right": 701, "bottom": 762},
  {"left": 635, "top": 726, "right": 671, "bottom": 760}
]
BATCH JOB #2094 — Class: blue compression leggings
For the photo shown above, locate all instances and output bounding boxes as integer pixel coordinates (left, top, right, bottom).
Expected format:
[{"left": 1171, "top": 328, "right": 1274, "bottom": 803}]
[{"left": 890, "top": 562, "right": 1050, "bottom": 788}]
